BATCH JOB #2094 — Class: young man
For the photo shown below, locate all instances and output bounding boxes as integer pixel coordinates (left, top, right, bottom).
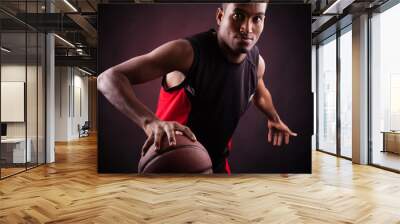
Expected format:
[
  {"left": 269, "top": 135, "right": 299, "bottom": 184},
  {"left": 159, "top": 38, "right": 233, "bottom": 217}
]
[{"left": 98, "top": 2, "right": 297, "bottom": 173}]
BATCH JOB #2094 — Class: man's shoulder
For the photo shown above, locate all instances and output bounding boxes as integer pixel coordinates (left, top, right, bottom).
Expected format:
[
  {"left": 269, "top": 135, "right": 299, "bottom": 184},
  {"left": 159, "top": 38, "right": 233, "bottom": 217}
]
[
  {"left": 185, "top": 29, "right": 216, "bottom": 46},
  {"left": 256, "top": 53, "right": 265, "bottom": 79}
]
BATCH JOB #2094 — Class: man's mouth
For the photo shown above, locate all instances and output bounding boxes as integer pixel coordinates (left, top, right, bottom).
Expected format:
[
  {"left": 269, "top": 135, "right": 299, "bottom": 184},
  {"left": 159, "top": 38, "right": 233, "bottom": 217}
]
[
  {"left": 239, "top": 36, "right": 253, "bottom": 44},
  {"left": 236, "top": 34, "right": 254, "bottom": 40}
]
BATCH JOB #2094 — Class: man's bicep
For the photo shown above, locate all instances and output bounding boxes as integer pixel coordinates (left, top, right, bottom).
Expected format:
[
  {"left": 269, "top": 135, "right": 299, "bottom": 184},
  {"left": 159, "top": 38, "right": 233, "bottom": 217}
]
[
  {"left": 254, "top": 54, "right": 267, "bottom": 97},
  {"left": 112, "top": 39, "right": 193, "bottom": 85},
  {"left": 254, "top": 77, "right": 267, "bottom": 102}
]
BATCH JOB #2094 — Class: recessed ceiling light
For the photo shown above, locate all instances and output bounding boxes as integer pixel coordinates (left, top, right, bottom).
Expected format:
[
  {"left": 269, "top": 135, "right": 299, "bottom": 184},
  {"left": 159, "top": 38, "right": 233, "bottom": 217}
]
[
  {"left": 1, "top": 47, "right": 11, "bottom": 53},
  {"left": 78, "top": 67, "right": 93, "bottom": 76},
  {"left": 63, "top": 0, "right": 78, "bottom": 12},
  {"left": 54, "top": 34, "right": 75, "bottom": 48},
  {"left": 322, "top": 0, "right": 353, "bottom": 15}
]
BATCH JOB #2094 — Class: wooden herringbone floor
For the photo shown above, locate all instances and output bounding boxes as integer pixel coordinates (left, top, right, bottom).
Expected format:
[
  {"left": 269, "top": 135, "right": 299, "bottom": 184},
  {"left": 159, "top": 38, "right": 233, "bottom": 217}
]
[{"left": 1, "top": 134, "right": 400, "bottom": 224}]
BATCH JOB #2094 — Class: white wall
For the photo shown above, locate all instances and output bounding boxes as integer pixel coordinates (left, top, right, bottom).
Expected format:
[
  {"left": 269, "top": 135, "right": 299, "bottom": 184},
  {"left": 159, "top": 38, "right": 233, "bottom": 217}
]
[
  {"left": 1, "top": 63, "right": 46, "bottom": 164},
  {"left": 312, "top": 45, "right": 317, "bottom": 150},
  {"left": 72, "top": 72, "right": 89, "bottom": 138},
  {"left": 55, "top": 66, "right": 89, "bottom": 141},
  {"left": 55, "top": 66, "right": 69, "bottom": 141},
  {"left": 1, "top": 65, "right": 43, "bottom": 137},
  {"left": 1, "top": 65, "right": 26, "bottom": 133}
]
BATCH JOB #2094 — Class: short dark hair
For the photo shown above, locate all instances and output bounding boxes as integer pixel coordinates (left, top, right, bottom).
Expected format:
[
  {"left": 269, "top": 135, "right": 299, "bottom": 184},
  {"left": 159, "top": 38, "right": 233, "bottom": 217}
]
[{"left": 221, "top": 2, "right": 269, "bottom": 12}]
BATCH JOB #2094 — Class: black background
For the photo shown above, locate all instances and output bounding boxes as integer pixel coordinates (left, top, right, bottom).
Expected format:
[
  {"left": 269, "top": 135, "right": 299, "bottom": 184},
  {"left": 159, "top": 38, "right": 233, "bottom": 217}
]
[{"left": 98, "top": 4, "right": 312, "bottom": 173}]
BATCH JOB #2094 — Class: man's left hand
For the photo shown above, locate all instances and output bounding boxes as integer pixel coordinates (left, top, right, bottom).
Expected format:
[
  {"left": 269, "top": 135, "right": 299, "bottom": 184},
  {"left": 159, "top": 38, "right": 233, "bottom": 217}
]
[{"left": 267, "top": 119, "right": 297, "bottom": 146}]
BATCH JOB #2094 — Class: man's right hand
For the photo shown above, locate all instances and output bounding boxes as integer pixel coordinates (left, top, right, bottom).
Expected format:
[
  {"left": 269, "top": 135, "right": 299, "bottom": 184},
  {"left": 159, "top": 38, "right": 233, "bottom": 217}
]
[{"left": 141, "top": 120, "right": 197, "bottom": 156}]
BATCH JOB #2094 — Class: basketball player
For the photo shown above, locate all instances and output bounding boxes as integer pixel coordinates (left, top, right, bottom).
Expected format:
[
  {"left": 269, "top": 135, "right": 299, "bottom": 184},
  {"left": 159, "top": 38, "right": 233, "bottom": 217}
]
[{"left": 97, "top": 2, "right": 297, "bottom": 173}]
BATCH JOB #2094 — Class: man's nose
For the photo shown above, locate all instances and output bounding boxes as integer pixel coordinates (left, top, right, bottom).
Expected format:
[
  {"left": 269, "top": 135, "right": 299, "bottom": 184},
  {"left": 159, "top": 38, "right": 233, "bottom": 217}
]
[{"left": 240, "top": 18, "right": 253, "bottom": 34}]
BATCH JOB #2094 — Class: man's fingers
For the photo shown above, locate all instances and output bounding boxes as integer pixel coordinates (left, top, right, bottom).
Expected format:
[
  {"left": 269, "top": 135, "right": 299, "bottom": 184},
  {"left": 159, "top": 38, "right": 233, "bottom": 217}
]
[
  {"left": 275, "top": 132, "right": 281, "bottom": 146},
  {"left": 175, "top": 130, "right": 183, "bottom": 135},
  {"left": 170, "top": 128, "right": 176, "bottom": 145},
  {"left": 175, "top": 124, "right": 196, "bottom": 141},
  {"left": 141, "top": 134, "right": 154, "bottom": 156},
  {"left": 277, "top": 132, "right": 283, "bottom": 146},
  {"left": 272, "top": 132, "right": 275, "bottom": 145},
  {"left": 284, "top": 133, "right": 290, "bottom": 145},
  {"left": 268, "top": 128, "right": 272, "bottom": 143},
  {"left": 153, "top": 128, "right": 164, "bottom": 150},
  {"left": 183, "top": 127, "right": 197, "bottom": 141},
  {"left": 287, "top": 128, "right": 298, "bottom": 137},
  {"left": 273, "top": 132, "right": 278, "bottom": 146},
  {"left": 164, "top": 125, "right": 176, "bottom": 146}
]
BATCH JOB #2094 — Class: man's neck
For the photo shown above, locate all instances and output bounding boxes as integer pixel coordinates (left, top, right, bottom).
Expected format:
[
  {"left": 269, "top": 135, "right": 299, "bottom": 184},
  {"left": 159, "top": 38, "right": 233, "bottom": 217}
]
[{"left": 216, "top": 32, "right": 247, "bottom": 64}]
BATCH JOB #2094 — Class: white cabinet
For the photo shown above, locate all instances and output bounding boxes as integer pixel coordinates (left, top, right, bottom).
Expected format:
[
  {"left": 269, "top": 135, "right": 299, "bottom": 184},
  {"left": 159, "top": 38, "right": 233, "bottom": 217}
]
[{"left": 1, "top": 138, "right": 32, "bottom": 163}]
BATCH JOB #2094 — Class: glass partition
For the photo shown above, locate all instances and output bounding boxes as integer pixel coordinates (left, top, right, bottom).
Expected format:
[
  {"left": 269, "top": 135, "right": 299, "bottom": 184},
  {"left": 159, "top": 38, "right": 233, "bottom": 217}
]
[
  {"left": 27, "top": 30, "right": 38, "bottom": 169},
  {"left": 339, "top": 28, "right": 352, "bottom": 158},
  {"left": 1, "top": 29, "right": 28, "bottom": 177},
  {"left": 370, "top": 3, "right": 400, "bottom": 171},
  {"left": 317, "top": 35, "right": 337, "bottom": 155},
  {"left": 38, "top": 32, "right": 45, "bottom": 165},
  {"left": 0, "top": 1, "right": 46, "bottom": 179}
]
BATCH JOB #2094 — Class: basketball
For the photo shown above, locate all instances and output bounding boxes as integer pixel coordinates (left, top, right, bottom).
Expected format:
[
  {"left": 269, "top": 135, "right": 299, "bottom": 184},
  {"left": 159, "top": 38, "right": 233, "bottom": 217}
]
[{"left": 138, "top": 134, "right": 213, "bottom": 174}]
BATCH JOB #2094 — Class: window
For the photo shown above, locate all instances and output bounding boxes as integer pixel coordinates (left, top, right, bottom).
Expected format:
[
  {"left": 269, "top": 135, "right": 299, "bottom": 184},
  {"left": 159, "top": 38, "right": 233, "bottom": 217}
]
[
  {"left": 317, "top": 36, "right": 337, "bottom": 154},
  {"left": 370, "top": 2, "right": 400, "bottom": 171},
  {"left": 339, "top": 28, "right": 352, "bottom": 158}
]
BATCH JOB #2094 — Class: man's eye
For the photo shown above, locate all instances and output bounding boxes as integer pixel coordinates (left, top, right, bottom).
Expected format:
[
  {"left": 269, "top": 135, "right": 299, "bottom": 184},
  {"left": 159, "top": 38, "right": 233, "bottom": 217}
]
[
  {"left": 253, "top": 16, "right": 263, "bottom": 23},
  {"left": 233, "top": 13, "right": 244, "bottom": 21}
]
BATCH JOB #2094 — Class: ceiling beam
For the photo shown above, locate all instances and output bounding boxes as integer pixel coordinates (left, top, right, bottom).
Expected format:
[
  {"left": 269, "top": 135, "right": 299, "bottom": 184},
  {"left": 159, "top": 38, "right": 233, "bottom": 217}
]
[{"left": 55, "top": 55, "right": 96, "bottom": 72}]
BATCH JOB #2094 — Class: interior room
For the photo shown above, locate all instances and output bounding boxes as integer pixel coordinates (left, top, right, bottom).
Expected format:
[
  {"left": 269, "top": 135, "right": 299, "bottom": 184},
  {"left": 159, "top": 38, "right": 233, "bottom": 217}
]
[{"left": 1, "top": 0, "right": 400, "bottom": 223}]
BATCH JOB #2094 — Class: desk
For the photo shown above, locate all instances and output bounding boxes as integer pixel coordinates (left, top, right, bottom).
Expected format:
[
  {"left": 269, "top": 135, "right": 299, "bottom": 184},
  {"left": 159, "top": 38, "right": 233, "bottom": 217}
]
[
  {"left": 1, "top": 138, "right": 31, "bottom": 163},
  {"left": 382, "top": 131, "right": 400, "bottom": 154}
]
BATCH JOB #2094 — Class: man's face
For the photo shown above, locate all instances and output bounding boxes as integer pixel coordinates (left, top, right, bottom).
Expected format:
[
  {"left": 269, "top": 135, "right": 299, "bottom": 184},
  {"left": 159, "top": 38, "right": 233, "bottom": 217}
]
[{"left": 217, "top": 3, "right": 267, "bottom": 54}]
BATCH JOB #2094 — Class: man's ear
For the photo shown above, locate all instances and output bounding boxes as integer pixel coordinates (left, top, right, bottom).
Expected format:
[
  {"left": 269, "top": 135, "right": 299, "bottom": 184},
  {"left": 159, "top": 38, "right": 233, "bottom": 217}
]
[{"left": 216, "top": 7, "right": 224, "bottom": 26}]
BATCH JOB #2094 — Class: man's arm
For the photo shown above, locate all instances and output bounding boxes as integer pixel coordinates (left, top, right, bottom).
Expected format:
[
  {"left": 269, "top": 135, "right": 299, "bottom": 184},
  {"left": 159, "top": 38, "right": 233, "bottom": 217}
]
[
  {"left": 97, "top": 39, "right": 196, "bottom": 155},
  {"left": 253, "top": 55, "right": 297, "bottom": 146},
  {"left": 253, "top": 55, "right": 279, "bottom": 122}
]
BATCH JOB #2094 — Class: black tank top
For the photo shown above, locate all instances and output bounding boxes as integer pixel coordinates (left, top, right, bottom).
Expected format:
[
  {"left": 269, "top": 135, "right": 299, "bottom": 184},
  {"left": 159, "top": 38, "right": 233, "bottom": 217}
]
[{"left": 183, "top": 29, "right": 259, "bottom": 165}]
